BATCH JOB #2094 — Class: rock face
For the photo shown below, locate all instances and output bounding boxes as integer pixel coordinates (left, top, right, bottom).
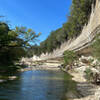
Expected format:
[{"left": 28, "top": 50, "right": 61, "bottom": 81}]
[{"left": 36, "top": 0, "right": 100, "bottom": 60}]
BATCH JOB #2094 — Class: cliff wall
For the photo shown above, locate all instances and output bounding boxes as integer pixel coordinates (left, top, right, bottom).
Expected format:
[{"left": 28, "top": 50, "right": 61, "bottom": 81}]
[{"left": 34, "top": 0, "right": 100, "bottom": 60}]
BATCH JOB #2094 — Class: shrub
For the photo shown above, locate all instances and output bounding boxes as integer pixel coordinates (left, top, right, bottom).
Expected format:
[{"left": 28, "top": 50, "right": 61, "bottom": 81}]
[
  {"left": 63, "top": 50, "right": 78, "bottom": 66},
  {"left": 84, "top": 68, "right": 93, "bottom": 82},
  {"left": 84, "top": 68, "right": 100, "bottom": 83},
  {"left": 91, "top": 34, "right": 100, "bottom": 61}
]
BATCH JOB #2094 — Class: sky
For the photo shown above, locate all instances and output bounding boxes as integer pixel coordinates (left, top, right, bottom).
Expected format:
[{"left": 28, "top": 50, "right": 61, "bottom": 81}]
[{"left": 0, "top": 0, "right": 72, "bottom": 43}]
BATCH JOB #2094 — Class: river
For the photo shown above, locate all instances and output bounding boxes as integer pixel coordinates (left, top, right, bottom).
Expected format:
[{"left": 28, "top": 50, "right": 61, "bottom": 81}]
[{"left": 0, "top": 70, "right": 77, "bottom": 100}]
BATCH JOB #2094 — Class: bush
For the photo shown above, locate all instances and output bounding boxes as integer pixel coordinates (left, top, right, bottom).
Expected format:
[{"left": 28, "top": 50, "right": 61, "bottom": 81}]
[
  {"left": 63, "top": 50, "right": 78, "bottom": 67},
  {"left": 92, "top": 34, "right": 100, "bottom": 61},
  {"left": 84, "top": 68, "right": 93, "bottom": 82},
  {"left": 84, "top": 68, "right": 100, "bottom": 83}
]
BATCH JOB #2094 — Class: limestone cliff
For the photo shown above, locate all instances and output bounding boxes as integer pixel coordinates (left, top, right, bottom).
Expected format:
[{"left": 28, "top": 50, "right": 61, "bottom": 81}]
[{"left": 33, "top": 0, "right": 100, "bottom": 60}]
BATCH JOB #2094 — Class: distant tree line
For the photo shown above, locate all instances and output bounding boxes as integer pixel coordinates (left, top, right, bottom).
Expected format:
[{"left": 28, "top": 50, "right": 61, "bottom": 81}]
[{"left": 28, "top": 0, "right": 96, "bottom": 57}]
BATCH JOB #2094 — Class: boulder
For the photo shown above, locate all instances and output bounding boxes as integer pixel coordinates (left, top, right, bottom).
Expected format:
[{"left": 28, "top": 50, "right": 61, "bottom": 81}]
[
  {"left": 8, "top": 76, "right": 17, "bottom": 80},
  {"left": 95, "top": 88, "right": 100, "bottom": 100}
]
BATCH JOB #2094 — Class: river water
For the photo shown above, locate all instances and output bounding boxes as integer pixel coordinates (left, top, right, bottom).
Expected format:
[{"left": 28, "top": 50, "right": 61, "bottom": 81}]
[{"left": 0, "top": 70, "right": 76, "bottom": 100}]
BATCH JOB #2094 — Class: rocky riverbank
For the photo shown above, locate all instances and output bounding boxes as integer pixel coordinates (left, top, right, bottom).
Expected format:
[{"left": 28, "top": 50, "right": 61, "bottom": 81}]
[
  {"left": 69, "top": 71, "right": 100, "bottom": 100},
  {"left": 62, "top": 55, "right": 100, "bottom": 100},
  {"left": 20, "top": 55, "right": 100, "bottom": 100},
  {"left": 19, "top": 65, "right": 60, "bottom": 72},
  {"left": 0, "top": 76, "right": 17, "bottom": 83},
  {"left": 19, "top": 58, "right": 62, "bottom": 72}
]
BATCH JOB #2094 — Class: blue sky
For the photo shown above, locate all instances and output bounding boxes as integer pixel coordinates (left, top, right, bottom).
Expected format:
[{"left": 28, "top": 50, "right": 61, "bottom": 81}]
[{"left": 0, "top": 0, "right": 72, "bottom": 43}]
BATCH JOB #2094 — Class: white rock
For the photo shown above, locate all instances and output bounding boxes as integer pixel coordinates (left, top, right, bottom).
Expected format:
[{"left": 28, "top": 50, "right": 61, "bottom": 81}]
[
  {"left": 81, "top": 56, "right": 86, "bottom": 59},
  {"left": 95, "top": 88, "right": 100, "bottom": 100},
  {"left": 92, "top": 59, "right": 98, "bottom": 65},
  {"left": 75, "top": 66, "right": 89, "bottom": 74},
  {"left": 79, "top": 58, "right": 82, "bottom": 61},
  {"left": 79, "top": 61, "right": 86, "bottom": 66},
  {"left": 91, "top": 68, "right": 100, "bottom": 74},
  {"left": 74, "top": 63, "right": 77, "bottom": 66},
  {"left": 87, "top": 56, "right": 94, "bottom": 60},
  {"left": 8, "top": 76, "right": 17, "bottom": 80}
]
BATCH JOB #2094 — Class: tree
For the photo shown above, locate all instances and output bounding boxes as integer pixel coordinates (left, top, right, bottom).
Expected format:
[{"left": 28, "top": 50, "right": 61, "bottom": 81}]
[
  {"left": 63, "top": 0, "right": 96, "bottom": 38},
  {"left": 0, "top": 22, "right": 40, "bottom": 71},
  {"left": 15, "top": 27, "right": 41, "bottom": 48}
]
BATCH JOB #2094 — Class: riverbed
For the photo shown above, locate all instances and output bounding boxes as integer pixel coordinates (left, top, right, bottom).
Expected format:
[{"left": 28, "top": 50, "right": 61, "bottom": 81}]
[{"left": 0, "top": 70, "right": 77, "bottom": 100}]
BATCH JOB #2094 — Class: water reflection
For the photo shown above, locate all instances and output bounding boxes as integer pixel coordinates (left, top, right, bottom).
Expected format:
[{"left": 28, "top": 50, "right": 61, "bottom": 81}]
[{"left": 0, "top": 70, "right": 75, "bottom": 100}]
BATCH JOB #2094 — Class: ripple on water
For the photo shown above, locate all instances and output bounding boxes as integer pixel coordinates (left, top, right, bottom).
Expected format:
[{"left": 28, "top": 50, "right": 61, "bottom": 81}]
[{"left": 0, "top": 70, "right": 77, "bottom": 100}]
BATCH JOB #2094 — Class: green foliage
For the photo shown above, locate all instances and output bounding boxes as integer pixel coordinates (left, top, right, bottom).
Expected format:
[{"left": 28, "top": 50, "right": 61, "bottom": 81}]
[
  {"left": 30, "top": 0, "right": 96, "bottom": 56},
  {"left": 0, "top": 22, "right": 40, "bottom": 71},
  {"left": 85, "top": 67, "right": 100, "bottom": 83},
  {"left": 41, "top": 28, "right": 67, "bottom": 53},
  {"left": 28, "top": 28, "right": 68, "bottom": 56},
  {"left": 0, "top": 0, "right": 96, "bottom": 68},
  {"left": 63, "top": 0, "right": 95, "bottom": 38},
  {"left": 63, "top": 50, "right": 77, "bottom": 66},
  {"left": 91, "top": 34, "right": 100, "bottom": 61},
  {"left": 84, "top": 68, "right": 93, "bottom": 81},
  {"left": 15, "top": 27, "right": 40, "bottom": 46}
]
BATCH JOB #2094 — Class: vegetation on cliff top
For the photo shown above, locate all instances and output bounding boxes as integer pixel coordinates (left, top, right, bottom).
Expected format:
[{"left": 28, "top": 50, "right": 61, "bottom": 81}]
[
  {"left": 28, "top": 0, "right": 96, "bottom": 56},
  {"left": 0, "top": 0, "right": 97, "bottom": 72}
]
